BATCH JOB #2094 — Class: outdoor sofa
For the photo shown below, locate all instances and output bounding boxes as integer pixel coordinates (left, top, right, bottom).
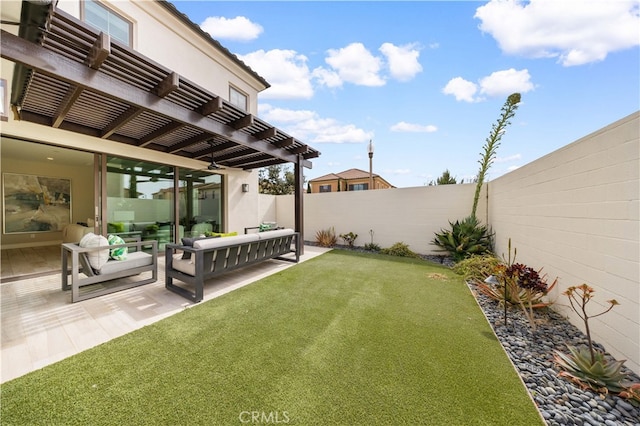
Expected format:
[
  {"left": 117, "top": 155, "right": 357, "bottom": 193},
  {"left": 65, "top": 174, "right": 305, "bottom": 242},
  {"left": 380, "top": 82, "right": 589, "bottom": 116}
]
[
  {"left": 61, "top": 237, "right": 158, "bottom": 303},
  {"left": 165, "top": 228, "right": 299, "bottom": 303}
]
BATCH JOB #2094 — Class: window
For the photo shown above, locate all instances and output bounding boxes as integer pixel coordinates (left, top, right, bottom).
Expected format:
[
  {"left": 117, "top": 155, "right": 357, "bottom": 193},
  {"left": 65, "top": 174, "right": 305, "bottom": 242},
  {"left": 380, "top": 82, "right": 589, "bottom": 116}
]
[
  {"left": 319, "top": 185, "right": 331, "bottom": 193},
  {"left": 83, "top": 0, "right": 132, "bottom": 46},
  {"left": 349, "top": 183, "right": 368, "bottom": 191},
  {"left": 229, "top": 86, "right": 248, "bottom": 111}
]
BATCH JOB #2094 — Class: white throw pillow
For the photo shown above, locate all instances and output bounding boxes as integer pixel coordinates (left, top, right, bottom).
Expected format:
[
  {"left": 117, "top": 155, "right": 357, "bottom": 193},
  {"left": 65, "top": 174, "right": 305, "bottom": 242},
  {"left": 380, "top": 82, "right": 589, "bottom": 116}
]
[{"left": 79, "top": 232, "right": 110, "bottom": 270}]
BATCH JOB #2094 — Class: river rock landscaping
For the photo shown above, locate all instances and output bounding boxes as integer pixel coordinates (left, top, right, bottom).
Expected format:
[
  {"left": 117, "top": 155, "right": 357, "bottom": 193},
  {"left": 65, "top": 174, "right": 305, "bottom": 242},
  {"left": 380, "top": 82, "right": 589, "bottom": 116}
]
[{"left": 469, "top": 282, "right": 640, "bottom": 426}]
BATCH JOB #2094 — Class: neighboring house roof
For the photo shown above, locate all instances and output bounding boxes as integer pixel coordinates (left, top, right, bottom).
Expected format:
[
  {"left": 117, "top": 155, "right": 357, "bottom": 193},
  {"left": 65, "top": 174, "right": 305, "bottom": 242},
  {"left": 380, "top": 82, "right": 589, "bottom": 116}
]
[{"left": 310, "top": 168, "right": 383, "bottom": 182}]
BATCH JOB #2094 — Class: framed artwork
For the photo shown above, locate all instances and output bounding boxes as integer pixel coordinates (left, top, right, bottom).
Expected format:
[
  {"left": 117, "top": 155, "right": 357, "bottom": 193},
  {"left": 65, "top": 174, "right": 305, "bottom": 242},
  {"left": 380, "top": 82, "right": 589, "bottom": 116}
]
[{"left": 2, "top": 173, "right": 72, "bottom": 234}]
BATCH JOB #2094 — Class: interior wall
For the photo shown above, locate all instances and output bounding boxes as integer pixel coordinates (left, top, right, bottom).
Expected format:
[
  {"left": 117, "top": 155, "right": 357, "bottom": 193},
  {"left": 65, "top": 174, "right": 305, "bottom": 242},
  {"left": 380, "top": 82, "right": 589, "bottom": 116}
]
[{"left": 1, "top": 139, "right": 94, "bottom": 248}]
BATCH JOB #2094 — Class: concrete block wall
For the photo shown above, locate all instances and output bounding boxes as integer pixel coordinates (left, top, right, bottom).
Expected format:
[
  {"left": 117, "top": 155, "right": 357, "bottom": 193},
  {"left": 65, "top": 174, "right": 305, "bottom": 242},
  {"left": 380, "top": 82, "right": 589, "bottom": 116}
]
[
  {"left": 489, "top": 111, "right": 639, "bottom": 373},
  {"left": 276, "top": 183, "right": 486, "bottom": 255}
]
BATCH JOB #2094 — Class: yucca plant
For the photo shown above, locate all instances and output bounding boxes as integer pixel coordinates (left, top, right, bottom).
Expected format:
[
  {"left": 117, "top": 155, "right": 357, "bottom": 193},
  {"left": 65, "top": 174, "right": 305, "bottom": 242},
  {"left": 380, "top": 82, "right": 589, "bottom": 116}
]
[
  {"left": 315, "top": 227, "right": 337, "bottom": 247},
  {"left": 432, "top": 215, "right": 493, "bottom": 261},
  {"left": 554, "top": 346, "right": 626, "bottom": 393}
]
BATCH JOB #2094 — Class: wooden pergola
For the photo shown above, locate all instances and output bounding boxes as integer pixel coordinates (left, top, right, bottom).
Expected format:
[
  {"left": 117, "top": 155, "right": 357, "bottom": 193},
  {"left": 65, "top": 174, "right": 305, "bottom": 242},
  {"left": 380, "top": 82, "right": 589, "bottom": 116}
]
[{"left": 1, "top": 1, "right": 319, "bottom": 247}]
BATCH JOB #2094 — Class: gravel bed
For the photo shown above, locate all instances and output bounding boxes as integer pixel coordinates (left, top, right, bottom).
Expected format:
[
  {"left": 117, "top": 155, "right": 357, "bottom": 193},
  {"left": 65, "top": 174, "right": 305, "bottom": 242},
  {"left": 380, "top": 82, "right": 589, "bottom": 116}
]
[{"left": 469, "top": 282, "right": 640, "bottom": 426}]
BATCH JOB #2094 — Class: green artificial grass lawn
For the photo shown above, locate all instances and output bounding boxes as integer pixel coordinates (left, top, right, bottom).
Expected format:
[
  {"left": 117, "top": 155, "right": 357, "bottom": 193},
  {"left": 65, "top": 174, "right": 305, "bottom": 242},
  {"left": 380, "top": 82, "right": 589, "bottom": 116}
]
[{"left": 1, "top": 250, "right": 543, "bottom": 425}]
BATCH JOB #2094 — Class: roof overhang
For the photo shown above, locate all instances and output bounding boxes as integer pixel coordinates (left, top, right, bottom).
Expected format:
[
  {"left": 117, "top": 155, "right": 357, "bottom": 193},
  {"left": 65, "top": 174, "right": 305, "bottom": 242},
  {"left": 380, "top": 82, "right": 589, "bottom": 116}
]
[{"left": 0, "top": 2, "right": 319, "bottom": 170}]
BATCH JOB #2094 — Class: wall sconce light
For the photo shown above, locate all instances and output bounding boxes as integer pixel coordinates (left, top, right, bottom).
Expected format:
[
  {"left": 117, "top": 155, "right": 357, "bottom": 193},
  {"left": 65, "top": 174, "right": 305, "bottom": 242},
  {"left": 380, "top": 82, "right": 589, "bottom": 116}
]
[{"left": 242, "top": 184, "right": 249, "bottom": 193}]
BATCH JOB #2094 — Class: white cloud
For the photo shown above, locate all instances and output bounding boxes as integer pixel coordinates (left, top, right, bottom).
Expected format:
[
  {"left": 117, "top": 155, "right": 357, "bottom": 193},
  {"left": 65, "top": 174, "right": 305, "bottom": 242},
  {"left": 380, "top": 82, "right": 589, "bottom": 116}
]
[
  {"left": 506, "top": 165, "right": 522, "bottom": 172},
  {"left": 390, "top": 122, "right": 438, "bottom": 133},
  {"left": 475, "top": 0, "right": 640, "bottom": 66},
  {"left": 199, "top": 16, "right": 263, "bottom": 42},
  {"left": 323, "top": 43, "right": 386, "bottom": 87},
  {"left": 442, "top": 77, "right": 478, "bottom": 102},
  {"left": 379, "top": 43, "right": 423, "bottom": 82},
  {"left": 444, "top": 69, "right": 534, "bottom": 102},
  {"left": 494, "top": 154, "right": 522, "bottom": 163},
  {"left": 238, "top": 50, "right": 314, "bottom": 100},
  {"left": 258, "top": 104, "right": 373, "bottom": 144},
  {"left": 311, "top": 67, "right": 343, "bottom": 88},
  {"left": 479, "top": 69, "right": 534, "bottom": 97}
]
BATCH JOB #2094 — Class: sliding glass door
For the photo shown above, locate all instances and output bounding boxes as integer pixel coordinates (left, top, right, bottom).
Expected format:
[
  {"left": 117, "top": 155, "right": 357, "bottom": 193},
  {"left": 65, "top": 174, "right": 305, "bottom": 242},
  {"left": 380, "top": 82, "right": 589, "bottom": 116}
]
[
  {"left": 178, "top": 169, "right": 222, "bottom": 238},
  {"left": 103, "top": 157, "right": 223, "bottom": 249}
]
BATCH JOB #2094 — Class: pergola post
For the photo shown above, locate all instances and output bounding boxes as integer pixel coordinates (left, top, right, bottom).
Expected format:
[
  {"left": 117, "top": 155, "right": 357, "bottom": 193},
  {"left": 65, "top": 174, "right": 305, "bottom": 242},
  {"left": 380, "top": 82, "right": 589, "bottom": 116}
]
[{"left": 294, "top": 154, "right": 305, "bottom": 255}]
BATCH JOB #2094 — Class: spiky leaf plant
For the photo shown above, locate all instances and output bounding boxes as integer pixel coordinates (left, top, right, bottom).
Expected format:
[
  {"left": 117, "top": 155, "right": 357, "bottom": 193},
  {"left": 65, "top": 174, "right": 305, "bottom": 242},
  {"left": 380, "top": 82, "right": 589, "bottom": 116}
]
[
  {"left": 554, "top": 346, "right": 627, "bottom": 393},
  {"left": 432, "top": 216, "right": 493, "bottom": 261},
  {"left": 315, "top": 227, "right": 337, "bottom": 247}
]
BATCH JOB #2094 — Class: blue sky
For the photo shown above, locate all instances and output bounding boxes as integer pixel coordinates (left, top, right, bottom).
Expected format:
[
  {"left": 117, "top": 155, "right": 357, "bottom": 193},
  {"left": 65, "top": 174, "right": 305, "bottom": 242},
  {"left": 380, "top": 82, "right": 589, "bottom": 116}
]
[{"left": 175, "top": 1, "right": 639, "bottom": 187}]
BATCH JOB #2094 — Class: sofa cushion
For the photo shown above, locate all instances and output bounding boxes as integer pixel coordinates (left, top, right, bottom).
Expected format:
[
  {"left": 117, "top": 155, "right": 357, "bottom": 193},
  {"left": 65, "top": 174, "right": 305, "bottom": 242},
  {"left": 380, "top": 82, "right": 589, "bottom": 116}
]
[
  {"left": 79, "top": 233, "right": 110, "bottom": 270},
  {"left": 194, "top": 233, "right": 259, "bottom": 250},
  {"left": 99, "top": 251, "right": 153, "bottom": 275},
  {"left": 257, "top": 228, "right": 294, "bottom": 240},
  {"left": 107, "top": 234, "right": 128, "bottom": 260},
  {"left": 181, "top": 236, "right": 218, "bottom": 259},
  {"left": 171, "top": 254, "right": 196, "bottom": 276}
]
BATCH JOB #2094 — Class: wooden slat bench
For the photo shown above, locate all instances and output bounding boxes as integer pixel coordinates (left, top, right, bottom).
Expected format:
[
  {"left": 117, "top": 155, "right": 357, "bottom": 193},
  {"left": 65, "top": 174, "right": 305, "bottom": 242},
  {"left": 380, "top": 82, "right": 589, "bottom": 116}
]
[
  {"left": 61, "top": 240, "right": 158, "bottom": 303},
  {"left": 165, "top": 229, "right": 299, "bottom": 303}
]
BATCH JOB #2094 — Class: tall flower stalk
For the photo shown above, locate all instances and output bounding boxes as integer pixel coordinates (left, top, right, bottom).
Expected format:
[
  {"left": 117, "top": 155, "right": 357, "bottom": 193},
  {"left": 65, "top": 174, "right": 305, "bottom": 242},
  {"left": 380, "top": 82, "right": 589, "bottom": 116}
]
[{"left": 471, "top": 93, "right": 521, "bottom": 219}]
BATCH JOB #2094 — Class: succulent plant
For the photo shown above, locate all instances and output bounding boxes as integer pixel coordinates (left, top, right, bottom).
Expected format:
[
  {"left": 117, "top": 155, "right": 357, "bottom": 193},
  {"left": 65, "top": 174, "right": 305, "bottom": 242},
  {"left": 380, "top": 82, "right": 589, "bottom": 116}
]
[{"left": 554, "top": 345, "right": 627, "bottom": 393}]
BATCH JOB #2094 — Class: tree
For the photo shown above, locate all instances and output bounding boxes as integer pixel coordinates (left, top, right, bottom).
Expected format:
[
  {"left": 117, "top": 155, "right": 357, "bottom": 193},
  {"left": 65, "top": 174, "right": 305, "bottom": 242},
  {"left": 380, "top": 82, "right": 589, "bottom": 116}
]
[
  {"left": 471, "top": 92, "right": 521, "bottom": 219},
  {"left": 429, "top": 169, "right": 462, "bottom": 186},
  {"left": 258, "top": 165, "right": 297, "bottom": 195}
]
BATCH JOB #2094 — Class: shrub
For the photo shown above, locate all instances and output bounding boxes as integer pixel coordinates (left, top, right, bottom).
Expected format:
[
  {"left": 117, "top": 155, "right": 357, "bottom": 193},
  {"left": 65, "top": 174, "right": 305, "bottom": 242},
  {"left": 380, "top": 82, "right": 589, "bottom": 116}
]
[
  {"left": 452, "top": 254, "right": 502, "bottom": 283},
  {"left": 339, "top": 232, "right": 358, "bottom": 247},
  {"left": 315, "top": 227, "right": 337, "bottom": 247},
  {"left": 380, "top": 242, "right": 420, "bottom": 258},
  {"left": 432, "top": 216, "right": 493, "bottom": 261},
  {"left": 475, "top": 239, "right": 555, "bottom": 330},
  {"left": 364, "top": 242, "right": 381, "bottom": 252}
]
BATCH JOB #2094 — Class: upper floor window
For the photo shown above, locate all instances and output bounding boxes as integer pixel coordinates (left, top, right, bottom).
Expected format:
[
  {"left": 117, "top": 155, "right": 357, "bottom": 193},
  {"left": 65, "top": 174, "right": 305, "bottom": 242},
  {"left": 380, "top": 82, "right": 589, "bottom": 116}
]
[
  {"left": 229, "top": 86, "right": 248, "bottom": 111},
  {"left": 349, "top": 183, "right": 368, "bottom": 191},
  {"left": 83, "top": 0, "right": 132, "bottom": 47},
  {"left": 319, "top": 185, "right": 331, "bottom": 193}
]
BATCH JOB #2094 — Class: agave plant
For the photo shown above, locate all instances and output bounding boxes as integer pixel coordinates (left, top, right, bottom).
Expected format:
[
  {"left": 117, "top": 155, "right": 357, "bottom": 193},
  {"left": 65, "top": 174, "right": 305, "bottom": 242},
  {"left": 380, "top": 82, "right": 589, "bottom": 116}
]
[
  {"left": 554, "top": 345, "right": 627, "bottom": 393},
  {"left": 554, "top": 284, "right": 637, "bottom": 395},
  {"left": 432, "top": 215, "right": 493, "bottom": 261}
]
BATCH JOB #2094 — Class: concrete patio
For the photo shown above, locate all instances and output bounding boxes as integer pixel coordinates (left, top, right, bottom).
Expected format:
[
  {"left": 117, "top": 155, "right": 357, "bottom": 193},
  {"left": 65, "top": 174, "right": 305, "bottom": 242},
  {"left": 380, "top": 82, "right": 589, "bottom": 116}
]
[{"left": 0, "top": 245, "right": 330, "bottom": 383}]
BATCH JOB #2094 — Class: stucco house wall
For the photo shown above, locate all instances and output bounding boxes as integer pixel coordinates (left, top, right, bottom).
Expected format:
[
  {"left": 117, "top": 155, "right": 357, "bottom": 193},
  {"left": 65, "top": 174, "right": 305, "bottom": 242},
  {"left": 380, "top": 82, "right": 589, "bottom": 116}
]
[{"left": 1, "top": 0, "right": 270, "bottom": 243}]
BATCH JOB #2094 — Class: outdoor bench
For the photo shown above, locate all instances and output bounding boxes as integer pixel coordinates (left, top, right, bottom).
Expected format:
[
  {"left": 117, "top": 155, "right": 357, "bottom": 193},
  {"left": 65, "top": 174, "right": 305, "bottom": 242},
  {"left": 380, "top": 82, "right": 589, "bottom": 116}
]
[
  {"left": 165, "top": 228, "right": 299, "bottom": 303},
  {"left": 61, "top": 239, "right": 158, "bottom": 303}
]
